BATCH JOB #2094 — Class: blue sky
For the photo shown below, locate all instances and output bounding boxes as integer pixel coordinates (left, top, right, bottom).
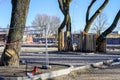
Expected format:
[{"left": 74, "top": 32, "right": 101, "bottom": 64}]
[{"left": 0, "top": 0, "right": 120, "bottom": 32}]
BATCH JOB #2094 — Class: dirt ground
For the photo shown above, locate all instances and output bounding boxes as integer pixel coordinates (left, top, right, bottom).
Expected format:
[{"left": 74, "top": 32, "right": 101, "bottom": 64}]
[
  {"left": 50, "top": 64, "right": 120, "bottom": 80},
  {"left": 0, "top": 63, "right": 68, "bottom": 77}
]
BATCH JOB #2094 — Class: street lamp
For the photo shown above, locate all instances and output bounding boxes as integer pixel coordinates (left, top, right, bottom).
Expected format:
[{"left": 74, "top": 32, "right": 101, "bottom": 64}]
[{"left": 42, "top": 27, "right": 51, "bottom": 69}]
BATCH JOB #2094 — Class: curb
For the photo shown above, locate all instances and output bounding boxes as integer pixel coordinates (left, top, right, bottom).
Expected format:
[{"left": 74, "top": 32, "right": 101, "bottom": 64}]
[
  {"left": 28, "top": 58, "right": 120, "bottom": 80},
  {"left": 71, "top": 58, "right": 120, "bottom": 71},
  {"left": 0, "top": 64, "right": 73, "bottom": 80},
  {"left": 31, "top": 65, "right": 74, "bottom": 80}
]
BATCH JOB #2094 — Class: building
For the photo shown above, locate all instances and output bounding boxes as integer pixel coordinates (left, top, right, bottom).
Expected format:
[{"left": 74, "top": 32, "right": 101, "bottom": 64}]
[{"left": 107, "top": 31, "right": 120, "bottom": 45}]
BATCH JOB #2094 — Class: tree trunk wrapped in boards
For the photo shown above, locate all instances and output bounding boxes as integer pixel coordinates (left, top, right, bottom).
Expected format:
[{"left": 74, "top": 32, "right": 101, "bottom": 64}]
[
  {"left": 1, "top": 0, "right": 30, "bottom": 67},
  {"left": 58, "top": 0, "right": 72, "bottom": 51}
]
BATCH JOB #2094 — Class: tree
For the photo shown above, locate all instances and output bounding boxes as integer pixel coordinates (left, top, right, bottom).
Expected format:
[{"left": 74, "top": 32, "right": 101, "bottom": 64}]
[
  {"left": 1, "top": 0, "right": 30, "bottom": 67},
  {"left": 84, "top": 0, "right": 109, "bottom": 34},
  {"left": 49, "top": 16, "right": 61, "bottom": 36},
  {"left": 92, "top": 13, "right": 108, "bottom": 34},
  {"left": 58, "top": 0, "right": 72, "bottom": 51},
  {"left": 97, "top": 10, "right": 120, "bottom": 52},
  {"left": 32, "top": 14, "right": 50, "bottom": 37},
  {"left": 32, "top": 14, "right": 60, "bottom": 37}
]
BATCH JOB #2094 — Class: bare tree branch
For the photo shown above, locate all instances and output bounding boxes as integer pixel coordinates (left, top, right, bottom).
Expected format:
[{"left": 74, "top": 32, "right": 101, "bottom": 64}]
[
  {"left": 92, "top": 13, "right": 108, "bottom": 34},
  {"left": 86, "top": 0, "right": 96, "bottom": 23},
  {"left": 58, "top": 0, "right": 65, "bottom": 14},
  {"left": 84, "top": 0, "right": 109, "bottom": 33}
]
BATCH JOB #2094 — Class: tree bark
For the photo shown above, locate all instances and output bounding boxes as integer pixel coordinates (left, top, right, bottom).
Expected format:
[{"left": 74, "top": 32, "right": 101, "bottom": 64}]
[
  {"left": 58, "top": 30, "right": 64, "bottom": 51},
  {"left": 1, "top": 0, "right": 30, "bottom": 67},
  {"left": 66, "top": 13, "right": 72, "bottom": 51}
]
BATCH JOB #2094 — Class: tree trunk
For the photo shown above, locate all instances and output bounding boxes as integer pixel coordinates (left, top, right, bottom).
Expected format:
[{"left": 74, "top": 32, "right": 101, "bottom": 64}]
[
  {"left": 58, "top": 0, "right": 72, "bottom": 51},
  {"left": 58, "top": 15, "right": 67, "bottom": 51},
  {"left": 97, "top": 39, "right": 106, "bottom": 52},
  {"left": 1, "top": 0, "right": 30, "bottom": 67},
  {"left": 66, "top": 13, "right": 72, "bottom": 51}
]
